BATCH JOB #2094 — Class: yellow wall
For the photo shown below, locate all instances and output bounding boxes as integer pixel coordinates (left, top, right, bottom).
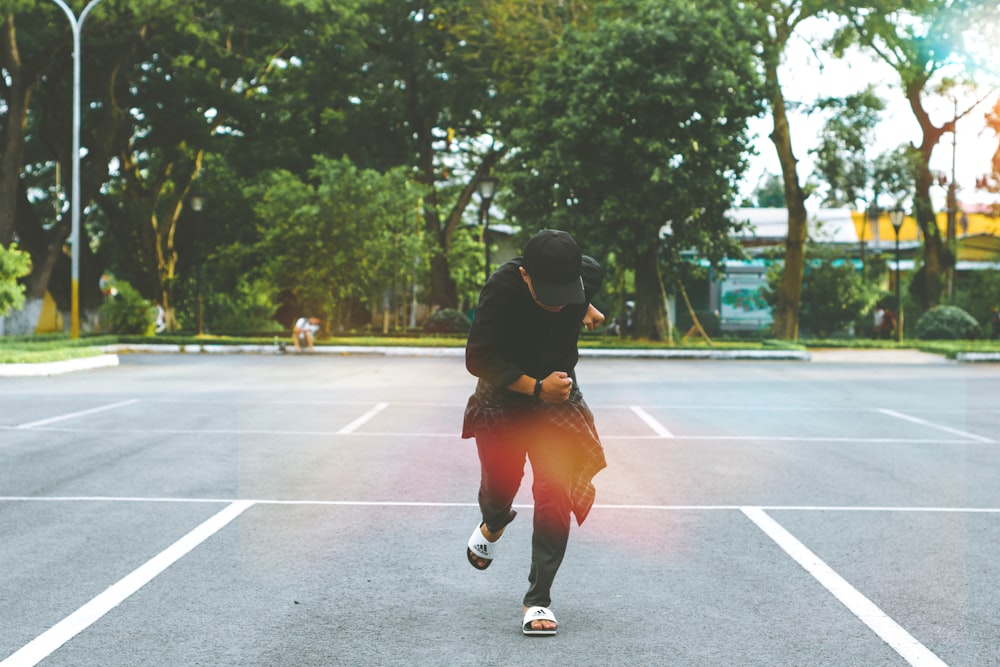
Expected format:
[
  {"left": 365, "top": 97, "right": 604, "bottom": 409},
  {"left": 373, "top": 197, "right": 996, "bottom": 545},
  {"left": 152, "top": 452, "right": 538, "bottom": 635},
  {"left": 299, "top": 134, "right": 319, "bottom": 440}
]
[
  {"left": 34, "top": 291, "right": 64, "bottom": 334},
  {"left": 851, "top": 211, "right": 1000, "bottom": 243}
]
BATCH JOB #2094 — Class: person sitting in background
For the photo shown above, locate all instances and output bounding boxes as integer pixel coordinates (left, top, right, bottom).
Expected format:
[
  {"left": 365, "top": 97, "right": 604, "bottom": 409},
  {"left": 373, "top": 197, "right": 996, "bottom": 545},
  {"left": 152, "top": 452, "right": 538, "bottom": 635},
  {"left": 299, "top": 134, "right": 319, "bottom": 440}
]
[
  {"left": 293, "top": 316, "right": 320, "bottom": 352},
  {"left": 874, "top": 305, "right": 896, "bottom": 340},
  {"left": 155, "top": 303, "right": 167, "bottom": 334}
]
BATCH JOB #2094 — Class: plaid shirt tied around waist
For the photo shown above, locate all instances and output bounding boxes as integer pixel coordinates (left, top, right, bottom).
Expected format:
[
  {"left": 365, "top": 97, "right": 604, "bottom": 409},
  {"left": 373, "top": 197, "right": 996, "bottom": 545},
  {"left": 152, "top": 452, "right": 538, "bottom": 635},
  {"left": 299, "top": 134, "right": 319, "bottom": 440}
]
[{"left": 462, "top": 380, "right": 607, "bottom": 525}]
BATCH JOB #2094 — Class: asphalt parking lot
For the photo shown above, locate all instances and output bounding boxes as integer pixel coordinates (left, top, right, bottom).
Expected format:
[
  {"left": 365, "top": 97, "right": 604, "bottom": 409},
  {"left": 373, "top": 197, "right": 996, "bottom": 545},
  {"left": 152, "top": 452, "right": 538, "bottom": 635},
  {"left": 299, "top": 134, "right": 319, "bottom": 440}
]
[{"left": 1, "top": 352, "right": 999, "bottom": 666}]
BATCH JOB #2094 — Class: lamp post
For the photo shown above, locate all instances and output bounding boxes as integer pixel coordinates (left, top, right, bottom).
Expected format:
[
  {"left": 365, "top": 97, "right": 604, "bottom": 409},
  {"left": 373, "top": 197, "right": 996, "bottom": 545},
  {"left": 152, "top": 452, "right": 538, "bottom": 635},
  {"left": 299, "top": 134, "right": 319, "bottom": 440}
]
[
  {"left": 477, "top": 176, "right": 497, "bottom": 283},
  {"left": 189, "top": 195, "right": 206, "bottom": 335},
  {"left": 889, "top": 209, "right": 905, "bottom": 343},
  {"left": 50, "top": 0, "right": 105, "bottom": 338}
]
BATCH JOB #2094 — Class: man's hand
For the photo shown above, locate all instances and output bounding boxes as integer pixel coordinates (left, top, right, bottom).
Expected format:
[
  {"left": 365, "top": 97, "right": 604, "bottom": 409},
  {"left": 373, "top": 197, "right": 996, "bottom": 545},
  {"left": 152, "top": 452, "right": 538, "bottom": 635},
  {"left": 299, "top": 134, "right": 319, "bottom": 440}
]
[
  {"left": 539, "top": 371, "right": 573, "bottom": 403},
  {"left": 582, "top": 304, "right": 605, "bottom": 331}
]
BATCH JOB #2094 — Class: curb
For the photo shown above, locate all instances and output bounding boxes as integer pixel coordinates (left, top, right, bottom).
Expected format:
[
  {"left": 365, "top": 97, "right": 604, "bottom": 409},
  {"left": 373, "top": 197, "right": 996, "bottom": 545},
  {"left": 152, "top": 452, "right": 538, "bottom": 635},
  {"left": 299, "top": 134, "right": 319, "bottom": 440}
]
[
  {"left": 0, "top": 345, "right": 808, "bottom": 377},
  {"left": 106, "top": 343, "right": 811, "bottom": 361},
  {"left": 8, "top": 344, "right": 993, "bottom": 377},
  {"left": 955, "top": 352, "right": 1000, "bottom": 363},
  {"left": 579, "top": 348, "right": 810, "bottom": 361},
  {"left": 0, "top": 354, "right": 119, "bottom": 377}
]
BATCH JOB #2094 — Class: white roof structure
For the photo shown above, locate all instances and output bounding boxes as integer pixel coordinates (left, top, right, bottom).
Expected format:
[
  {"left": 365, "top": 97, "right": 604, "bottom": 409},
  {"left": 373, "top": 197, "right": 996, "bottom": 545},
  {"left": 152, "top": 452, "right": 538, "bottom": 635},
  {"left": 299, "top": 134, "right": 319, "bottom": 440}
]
[{"left": 726, "top": 207, "right": 859, "bottom": 244}]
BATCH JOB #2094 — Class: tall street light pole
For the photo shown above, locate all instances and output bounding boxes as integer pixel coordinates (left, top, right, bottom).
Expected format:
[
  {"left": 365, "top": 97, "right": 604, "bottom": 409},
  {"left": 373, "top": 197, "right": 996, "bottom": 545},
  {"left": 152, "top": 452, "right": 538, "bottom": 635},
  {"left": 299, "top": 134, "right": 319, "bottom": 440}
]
[
  {"left": 50, "top": 0, "right": 105, "bottom": 338},
  {"left": 477, "top": 176, "right": 497, "bottom": 283},
  {"left": 890, "top": 209, "right": 905, "bottom": 343}
]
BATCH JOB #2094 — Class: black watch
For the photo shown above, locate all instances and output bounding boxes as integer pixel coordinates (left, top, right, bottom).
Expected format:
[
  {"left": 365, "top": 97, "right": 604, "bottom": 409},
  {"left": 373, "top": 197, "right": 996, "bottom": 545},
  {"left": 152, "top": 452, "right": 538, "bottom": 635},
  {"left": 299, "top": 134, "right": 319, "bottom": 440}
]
[{"left": 533, "top": 378, "right": 543, "bottom": 399}]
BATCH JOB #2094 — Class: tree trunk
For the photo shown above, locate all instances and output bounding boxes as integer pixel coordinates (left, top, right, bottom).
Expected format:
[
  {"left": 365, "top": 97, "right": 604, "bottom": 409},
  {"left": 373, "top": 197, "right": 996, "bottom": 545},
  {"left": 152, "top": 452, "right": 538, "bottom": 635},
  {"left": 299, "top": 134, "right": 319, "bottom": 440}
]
[
  {"left": 634, "top": 243, "right": 668, "bottom": 340},
  {"left": 0, "top": 15, "right": 35, "bottom": 245},
  {"left": 427, "top": 247, "right": 458, "bottom": 310},
  {"left": 766, "top": 60, "right": 808, "bottom": 341},
  {"left": 908, "top": 89, "right": 950, "bottom": 310}
]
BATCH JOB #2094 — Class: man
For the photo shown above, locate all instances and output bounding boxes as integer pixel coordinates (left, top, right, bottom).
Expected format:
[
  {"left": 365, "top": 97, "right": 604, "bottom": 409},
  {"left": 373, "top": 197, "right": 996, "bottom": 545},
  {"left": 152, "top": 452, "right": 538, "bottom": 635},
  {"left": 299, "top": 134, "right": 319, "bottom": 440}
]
[
  {"left": 461, "top": 228, "right": 606, "bottom": 637},
  {"left": 292, "top": 316, "right": 320, "bottom": 352}
]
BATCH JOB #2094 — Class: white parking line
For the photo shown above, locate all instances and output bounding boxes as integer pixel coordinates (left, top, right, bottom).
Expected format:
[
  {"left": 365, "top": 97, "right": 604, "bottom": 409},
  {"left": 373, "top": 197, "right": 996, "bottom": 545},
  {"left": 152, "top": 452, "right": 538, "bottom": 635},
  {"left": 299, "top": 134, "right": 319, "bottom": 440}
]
[
  {"left": 0, "top": 500, "right": 254, "bottom": 667},
  {"left": 741, "top": 507, "right": 947, "bottom": 667},
  {"left": 336, "top": 402, "right": 389, "bottom": 434},
  {"left": 15, "top": 400, "right": 139, "bottom": 430},
  {"left": 4, "top": 497, "right": 1000, "bottom": 515},
  {"left": 0, "top": 425, "right": 987, "bottom": 446},
  {"left": 877, "top": 409, "right": 994, "bottom": 443},
  {"left": 629, "top": 406, "right": 674, "bottom": 438}
]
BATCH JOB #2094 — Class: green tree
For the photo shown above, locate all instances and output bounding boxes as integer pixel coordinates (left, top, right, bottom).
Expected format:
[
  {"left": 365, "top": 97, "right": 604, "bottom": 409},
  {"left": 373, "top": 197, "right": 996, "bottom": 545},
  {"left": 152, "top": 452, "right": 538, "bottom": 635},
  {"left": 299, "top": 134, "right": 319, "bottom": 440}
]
[
  {"left": 94, "top": 1, "right": 348, "bottom": 329},
  {"left": 810, "top": 87, "right": 885, "bottom": 208},
  {"left": 0, "top": 242, "right": 31, "bottom": 315},
  {"left": 750, "top": 172, "right": 786, "bottom": 208},
  {"left": 4, "top": 1, "right": 367, "bottom": 332},
  {"left": 1, "top": 2, "right": 110, "bottom": 322},
  {"left": 748, "top": 0, "right": 832, "bottom": 340},
  {"left": 832, "top": 0, "right": 1000, "bottom": 310},
  {"left": 507, "top": 0, "right": 762, "bottom": 340},
  {"left": 982, "top": 96, "right": 1000, "bottom": 215},
  {"left": 250, "top": 156, "right": 426, "bottom": 331},
  {"left": 763, "top": 254, "right": 878, "bottom": 338}
]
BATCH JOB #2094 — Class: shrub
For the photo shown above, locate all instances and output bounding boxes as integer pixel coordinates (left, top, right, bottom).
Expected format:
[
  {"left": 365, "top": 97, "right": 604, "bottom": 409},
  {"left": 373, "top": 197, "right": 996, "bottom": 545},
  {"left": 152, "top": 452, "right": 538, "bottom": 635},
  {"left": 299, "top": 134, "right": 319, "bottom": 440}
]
[
  {"left": 422, "top": 308, "right": 471, "bottom": 334},
  {"left": 0, "top": 243, "right": 31, "bottom": 315},
  {"left": 204, "top": 278, "right": 281, "bottom": 333},
  {"left": 100, "top": 281, "right": 155, "bottom": 334},
  {"left": 763, "top": 257, "right": 877, "bottom": 338},
  {"left": 915, "top": 305, "right": 980, "bottom": 340}
]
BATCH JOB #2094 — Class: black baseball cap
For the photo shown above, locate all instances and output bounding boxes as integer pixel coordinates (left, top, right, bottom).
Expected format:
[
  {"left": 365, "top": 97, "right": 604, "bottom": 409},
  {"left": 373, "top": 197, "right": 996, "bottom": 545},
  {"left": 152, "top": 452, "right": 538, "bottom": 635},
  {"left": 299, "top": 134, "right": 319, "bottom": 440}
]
[{"left": 522, "top": 229, "right": 585, "bottom": 306}]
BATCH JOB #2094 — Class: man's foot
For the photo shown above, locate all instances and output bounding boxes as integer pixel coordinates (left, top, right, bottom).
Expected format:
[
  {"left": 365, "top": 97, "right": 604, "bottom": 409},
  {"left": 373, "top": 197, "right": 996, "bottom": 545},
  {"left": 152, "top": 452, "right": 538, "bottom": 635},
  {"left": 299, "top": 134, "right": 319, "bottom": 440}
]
[
  {"left": 467, "top": 523, "right": 504, "bottom": 569},
  {"left": 522, "top": 606, "right": 558, "bottom": 635}
]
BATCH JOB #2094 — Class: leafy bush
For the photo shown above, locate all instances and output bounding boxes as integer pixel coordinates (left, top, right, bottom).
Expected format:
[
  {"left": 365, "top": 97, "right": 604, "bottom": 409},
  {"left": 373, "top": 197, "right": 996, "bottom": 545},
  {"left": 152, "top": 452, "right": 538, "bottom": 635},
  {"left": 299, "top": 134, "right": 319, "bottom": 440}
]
[
  {"left": 99, "top": 281, "right": 155, "bottom": 334},
  {"left": 763, "top": 257, "right": 877, "bottom": 338},
  {"left": 0, "top": 243, "right": 31, "bottom": 315},
  {"left": 422, "top": 308, "right": 471, "bottom": 334},
  {"left": 953, "top": 269, "right": 1000, "bottom": 335},
  {"left": 915, "top": 305, "right": 980, "bottom": 340},
  {"left": 204, "top": 278, "right": 281, "bottom": 333}
]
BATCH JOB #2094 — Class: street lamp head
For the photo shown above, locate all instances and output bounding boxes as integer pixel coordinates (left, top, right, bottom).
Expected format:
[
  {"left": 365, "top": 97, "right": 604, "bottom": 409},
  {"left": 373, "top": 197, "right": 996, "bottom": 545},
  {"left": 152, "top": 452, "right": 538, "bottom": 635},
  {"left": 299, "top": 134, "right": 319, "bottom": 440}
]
[
  {"left": 889, "top": 209, "right": 904, "bottom": 232},
  {"left": 190, "top": 194, "right": 206, "bottom": 212},
  {"left": 477, "top": 176, "right": 497, "bottom": 203}
]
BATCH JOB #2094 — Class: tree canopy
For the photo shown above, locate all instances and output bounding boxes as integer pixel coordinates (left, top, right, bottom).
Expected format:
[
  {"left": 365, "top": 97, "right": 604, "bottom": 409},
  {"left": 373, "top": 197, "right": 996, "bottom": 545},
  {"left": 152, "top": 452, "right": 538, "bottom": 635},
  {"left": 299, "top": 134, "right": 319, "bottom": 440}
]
[
  {"left": 506, "top": 0, "right": 762, "bottom": 339},
  {"left": 1, "top": 0, "right": 999, "bottom": 337}
]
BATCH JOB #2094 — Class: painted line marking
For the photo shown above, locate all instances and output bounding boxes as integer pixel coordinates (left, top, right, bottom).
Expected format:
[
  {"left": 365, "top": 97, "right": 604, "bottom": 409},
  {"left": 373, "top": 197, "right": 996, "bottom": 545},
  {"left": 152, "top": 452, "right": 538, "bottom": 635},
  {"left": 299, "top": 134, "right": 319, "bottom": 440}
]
[
  {"left": 629, "top": 406, "right": 674, "bottom": 438},
  {"left": 0, "top": 500, "right": 253, "bottom": 667},
  {"left": 741, "top": 506, "right": 947, "bottom": 667},
  {"left": 15, "top": 399, "right": 139, "bottom": 430},
  {"left": 877, "top": 408, "right": 994, "bottom": 443},
  {"left": 336, "top": 402, "right": 389, "bottom": 435},
  {"left": 0, "top": 424, "right": 984, "bottom": 446},
  {"left": 4, "top": 496, "right": 1000, "bottom": 514}
]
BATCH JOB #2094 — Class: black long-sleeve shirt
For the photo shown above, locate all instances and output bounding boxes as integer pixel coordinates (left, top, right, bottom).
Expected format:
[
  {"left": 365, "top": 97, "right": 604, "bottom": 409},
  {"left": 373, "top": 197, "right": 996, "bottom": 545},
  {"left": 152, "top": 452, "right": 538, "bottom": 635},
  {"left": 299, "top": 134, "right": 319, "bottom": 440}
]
[{"left": 465, "top": 255, "right": 604, "bottom": 389}]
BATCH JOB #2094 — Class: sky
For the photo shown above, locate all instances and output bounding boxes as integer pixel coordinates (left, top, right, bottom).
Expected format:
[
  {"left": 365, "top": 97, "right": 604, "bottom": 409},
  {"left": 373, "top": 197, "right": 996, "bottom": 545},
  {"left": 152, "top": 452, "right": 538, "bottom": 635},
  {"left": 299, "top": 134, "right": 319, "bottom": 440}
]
[{"left": 739, "top": 16, "right": 998, "bottom": 213}]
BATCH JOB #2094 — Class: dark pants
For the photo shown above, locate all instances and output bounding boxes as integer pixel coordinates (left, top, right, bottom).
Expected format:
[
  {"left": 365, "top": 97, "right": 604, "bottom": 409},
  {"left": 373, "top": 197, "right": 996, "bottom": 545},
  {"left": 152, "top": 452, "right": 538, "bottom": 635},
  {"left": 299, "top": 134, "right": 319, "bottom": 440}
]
[{"left": 475, "top": 422, "right": 575, "bottom": 608}]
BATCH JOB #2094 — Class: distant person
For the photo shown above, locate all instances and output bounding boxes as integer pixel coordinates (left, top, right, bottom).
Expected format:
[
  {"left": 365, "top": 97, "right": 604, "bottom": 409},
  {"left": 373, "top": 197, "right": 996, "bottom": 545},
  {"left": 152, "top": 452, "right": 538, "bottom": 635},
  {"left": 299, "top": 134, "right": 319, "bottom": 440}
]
[
  {"left": 462, "top": 229, "right": 607, "bottom": 637},
  {"left": 293, "top": 316, "right": 320, "bottom": 352},
  {"left": 621, "top": 300, "right": 635, "bottom": 337},
  {"left": 874, "top": 305, "right": 896, "bottom": 340},
  {"left": 991, "top": 306, "right": 1000, "bottom": 341},
  {"left": 606, "top": 301, "right": 635, "bottom": 337},
  {"left": 155, "top": 303, "right": 166, "bottom": 334}
]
